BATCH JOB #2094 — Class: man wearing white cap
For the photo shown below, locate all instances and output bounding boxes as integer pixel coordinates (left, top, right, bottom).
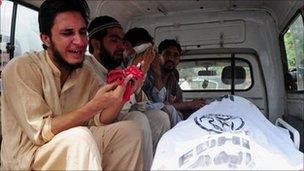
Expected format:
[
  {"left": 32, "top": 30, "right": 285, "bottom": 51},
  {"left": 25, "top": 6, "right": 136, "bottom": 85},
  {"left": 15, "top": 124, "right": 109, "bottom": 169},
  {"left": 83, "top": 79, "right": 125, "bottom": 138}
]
[{"left": 86, "top": 16, "right": 170, "bottom": 170}]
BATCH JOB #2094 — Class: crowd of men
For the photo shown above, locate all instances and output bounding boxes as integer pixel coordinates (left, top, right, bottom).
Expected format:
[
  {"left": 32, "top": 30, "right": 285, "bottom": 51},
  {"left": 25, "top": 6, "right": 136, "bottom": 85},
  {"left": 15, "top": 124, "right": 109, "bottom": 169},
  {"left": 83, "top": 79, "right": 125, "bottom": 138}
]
[{"left": 1, "top": 0, "right": 205, "bottom": 170}]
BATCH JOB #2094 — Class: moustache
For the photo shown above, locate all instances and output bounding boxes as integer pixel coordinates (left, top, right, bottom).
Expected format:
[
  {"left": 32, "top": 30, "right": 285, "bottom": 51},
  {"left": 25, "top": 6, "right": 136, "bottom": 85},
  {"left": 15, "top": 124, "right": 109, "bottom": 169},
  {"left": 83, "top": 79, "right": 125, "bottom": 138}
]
[
  {"left": 165, "top": 60, "right": 175, "bottom": 65},
  {"left": 114, "top": 50, "right": 124, "bottom": 56}
]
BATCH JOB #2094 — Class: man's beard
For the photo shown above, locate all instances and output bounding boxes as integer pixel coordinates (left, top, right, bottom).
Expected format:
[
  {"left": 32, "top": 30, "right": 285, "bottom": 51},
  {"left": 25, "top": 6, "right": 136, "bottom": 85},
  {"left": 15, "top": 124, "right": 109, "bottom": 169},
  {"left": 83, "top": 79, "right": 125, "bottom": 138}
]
[
  {"left": 50, "top": 42, "right": 83, "bottom": 71},
  {"left": 99, "top": 45, "right": 123, "bottom": 70}
]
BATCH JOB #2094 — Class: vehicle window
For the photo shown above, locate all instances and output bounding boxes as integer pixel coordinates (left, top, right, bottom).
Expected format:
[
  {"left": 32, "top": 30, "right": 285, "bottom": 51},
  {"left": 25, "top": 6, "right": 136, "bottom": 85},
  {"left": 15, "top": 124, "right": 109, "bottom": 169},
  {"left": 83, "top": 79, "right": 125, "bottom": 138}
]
[
  {"left": 283, "top": 13, "right": 304, "bottom": 91},
  {"left": 1, "top": 0, "right": 13, "bottom": 67},
  {"left": 1, "top": 1, "right": 40, "bottom": 92},
  {"left": 177, "top": 58, "right": 252, "bottom": 91},
  {"left": 14, "top": 4, "right": 40, "bottom": 57}
]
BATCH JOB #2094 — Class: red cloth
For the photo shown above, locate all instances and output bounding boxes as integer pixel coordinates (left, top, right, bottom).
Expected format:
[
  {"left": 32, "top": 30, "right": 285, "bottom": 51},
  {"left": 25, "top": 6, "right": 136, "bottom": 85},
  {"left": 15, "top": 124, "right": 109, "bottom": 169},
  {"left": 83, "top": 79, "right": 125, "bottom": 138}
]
[{"left": 107, "top": 65, "right": 144, "bottom": 102}]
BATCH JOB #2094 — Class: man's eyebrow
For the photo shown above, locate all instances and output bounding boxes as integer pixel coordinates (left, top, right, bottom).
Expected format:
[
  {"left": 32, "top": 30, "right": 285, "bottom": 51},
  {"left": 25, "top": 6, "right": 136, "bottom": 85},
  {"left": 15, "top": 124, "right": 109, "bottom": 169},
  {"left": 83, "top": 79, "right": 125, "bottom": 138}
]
[
  {"left": 60, "top": 28, "right": 74, "bottom": 32},
  {"left": 109, "top": 34, "right": 122, "bottom": 39},
  {"left": 59, "top": 27, "right": 87, "bottom": 32},
  {"left": 166, "top": 50, "right": 180, "bottom": 56}
]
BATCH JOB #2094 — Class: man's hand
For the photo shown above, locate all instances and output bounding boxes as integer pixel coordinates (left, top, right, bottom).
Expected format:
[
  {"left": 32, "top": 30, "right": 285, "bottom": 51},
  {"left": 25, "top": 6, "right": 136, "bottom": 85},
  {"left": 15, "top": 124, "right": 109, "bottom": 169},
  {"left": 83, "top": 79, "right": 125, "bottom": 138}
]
[
  {"left": 188, "top": 98, "right": 206, "bottom": 109},
  {"left": 150, "top": 55, "right": 166, "bottom": 90},
  {"left": 150, "top": 54, "right": 162, "bottom": 78},
  {"left": 89, "top": 83, "right": 121, "bottom": 113},
  {"left": 132, "top": 46, "right": 156, "bottom": 74},
  {"left": 51, "top": 78, "right": 131, "bottom": 135},
  {"left": 130, "top": 76, "right": 144, "bottom": 94},
  {"left": 90, "top": 75, "right": 133, "bottom": 113}
]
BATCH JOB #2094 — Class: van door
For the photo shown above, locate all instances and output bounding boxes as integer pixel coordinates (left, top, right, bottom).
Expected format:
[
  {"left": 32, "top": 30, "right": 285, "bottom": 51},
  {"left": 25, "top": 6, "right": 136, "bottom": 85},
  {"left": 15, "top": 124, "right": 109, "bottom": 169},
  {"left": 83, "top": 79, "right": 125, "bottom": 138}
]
[{"left": 280, "top": 9, "right": 304, "bottom": 152}]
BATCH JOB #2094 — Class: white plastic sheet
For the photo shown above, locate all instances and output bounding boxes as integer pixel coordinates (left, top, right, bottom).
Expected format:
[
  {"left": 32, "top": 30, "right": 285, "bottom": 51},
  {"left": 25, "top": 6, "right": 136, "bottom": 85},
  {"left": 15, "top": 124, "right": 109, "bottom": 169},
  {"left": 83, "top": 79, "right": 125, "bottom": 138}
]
[{"left": 152, "top": 95, "right": 303, "bottom": 170}]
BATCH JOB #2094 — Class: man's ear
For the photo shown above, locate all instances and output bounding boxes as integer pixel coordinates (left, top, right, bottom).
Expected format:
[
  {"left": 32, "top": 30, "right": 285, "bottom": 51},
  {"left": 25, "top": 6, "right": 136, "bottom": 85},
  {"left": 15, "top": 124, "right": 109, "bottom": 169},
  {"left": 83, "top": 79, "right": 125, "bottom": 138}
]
[
  {"left": 40, "top": 34, "right": 51, "bottom": 48},
  {"left": 91, "top": 39, "right": 101, "bottom": 54}
]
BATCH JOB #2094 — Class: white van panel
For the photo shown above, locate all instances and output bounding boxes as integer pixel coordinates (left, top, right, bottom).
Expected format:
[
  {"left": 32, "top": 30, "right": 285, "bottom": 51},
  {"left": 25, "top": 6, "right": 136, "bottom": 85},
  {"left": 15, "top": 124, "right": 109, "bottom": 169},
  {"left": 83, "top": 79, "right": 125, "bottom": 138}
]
[{"left": 155, "top": 20, "right": 245, "bottom": 47}]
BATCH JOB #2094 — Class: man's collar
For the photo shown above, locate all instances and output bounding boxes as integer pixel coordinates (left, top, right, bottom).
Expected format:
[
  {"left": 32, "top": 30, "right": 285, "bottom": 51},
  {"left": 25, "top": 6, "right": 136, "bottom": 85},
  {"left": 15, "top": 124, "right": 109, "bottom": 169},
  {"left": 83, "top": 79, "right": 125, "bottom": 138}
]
[
  {"left": 45, "top": 50, "right": 61, "bottom": 77},
  {"left": 45, "top": 50, "right": 82, "bottom": 77}
]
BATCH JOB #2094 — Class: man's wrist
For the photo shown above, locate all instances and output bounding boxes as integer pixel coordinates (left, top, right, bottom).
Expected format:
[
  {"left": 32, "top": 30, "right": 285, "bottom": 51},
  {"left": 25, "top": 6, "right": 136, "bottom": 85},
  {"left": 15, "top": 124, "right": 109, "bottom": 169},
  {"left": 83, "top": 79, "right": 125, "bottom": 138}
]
[{"left": 135, "top": 88, "right": 141, "bottom": 96}]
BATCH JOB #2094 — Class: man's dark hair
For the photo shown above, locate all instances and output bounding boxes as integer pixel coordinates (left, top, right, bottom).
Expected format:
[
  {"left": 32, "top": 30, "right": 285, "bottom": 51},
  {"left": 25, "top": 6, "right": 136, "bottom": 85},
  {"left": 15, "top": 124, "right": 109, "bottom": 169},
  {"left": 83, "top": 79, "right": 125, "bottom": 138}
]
[
  {"left": 39, "top": 0, "right": 90, "bottom": 49},
  {"left": 124, "top": 27, "right": 154, "bottom": 47},
  {"left": 158, "top": 39, "right": 182, "bottom": 55},
  {"left": 87, "top": 16, "right": 121, "bottom": 54}
]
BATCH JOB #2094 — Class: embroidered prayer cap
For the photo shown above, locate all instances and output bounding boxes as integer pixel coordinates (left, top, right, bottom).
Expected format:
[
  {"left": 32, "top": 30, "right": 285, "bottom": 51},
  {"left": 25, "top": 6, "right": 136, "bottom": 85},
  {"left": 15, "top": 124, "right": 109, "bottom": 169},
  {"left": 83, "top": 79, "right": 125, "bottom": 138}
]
[{"left": 88, "top": 16, "right": 122, "bottom": 39}]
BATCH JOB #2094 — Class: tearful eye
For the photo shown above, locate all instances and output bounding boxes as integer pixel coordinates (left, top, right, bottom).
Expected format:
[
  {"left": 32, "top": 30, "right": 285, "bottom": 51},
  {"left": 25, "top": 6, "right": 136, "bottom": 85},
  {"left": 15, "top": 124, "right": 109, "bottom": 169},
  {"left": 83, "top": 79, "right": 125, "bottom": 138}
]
[
  {"left": 79, "top": 30, "right": 87, "bottom": 35},
  {"left": 61, "top": 31, "right": 74, "bottom": 36}
]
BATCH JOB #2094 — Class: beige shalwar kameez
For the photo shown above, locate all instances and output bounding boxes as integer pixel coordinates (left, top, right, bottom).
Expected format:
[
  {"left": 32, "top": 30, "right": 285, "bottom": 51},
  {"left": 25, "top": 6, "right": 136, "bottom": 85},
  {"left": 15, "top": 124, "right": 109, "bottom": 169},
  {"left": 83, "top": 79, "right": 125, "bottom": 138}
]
[{"left": 1, "top": 51, "right": 143, "bottom": 170}]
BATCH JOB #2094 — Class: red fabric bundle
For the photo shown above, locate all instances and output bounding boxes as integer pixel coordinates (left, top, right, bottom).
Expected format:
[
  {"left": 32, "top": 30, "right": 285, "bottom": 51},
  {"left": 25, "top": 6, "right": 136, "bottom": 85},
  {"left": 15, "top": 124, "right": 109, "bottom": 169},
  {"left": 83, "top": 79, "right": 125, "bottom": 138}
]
[{"left": 107, "top": 65, "right": 144, "bottom": 102}]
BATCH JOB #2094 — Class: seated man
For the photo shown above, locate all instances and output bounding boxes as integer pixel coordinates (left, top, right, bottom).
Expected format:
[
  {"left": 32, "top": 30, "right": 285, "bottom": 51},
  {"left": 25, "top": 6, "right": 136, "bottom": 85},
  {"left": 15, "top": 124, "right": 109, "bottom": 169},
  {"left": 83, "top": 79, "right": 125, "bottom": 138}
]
[
  {"left": 87, "top": 17, "right": 170, "bottom": 169},
  {"left": 143, "top": 39, "right": 205, "bottom": 125},
  {"left": 1, "top": 0, "right": 142, "bottom": 170},
  {"left": 123, "top": 27, "right": 156, "bottom": 71},
  {"left": 124, "top": 28, "right": 183, "bottom": 128},
  {"left": 152, "top": 95, "right": 304, "bottom": 170}
]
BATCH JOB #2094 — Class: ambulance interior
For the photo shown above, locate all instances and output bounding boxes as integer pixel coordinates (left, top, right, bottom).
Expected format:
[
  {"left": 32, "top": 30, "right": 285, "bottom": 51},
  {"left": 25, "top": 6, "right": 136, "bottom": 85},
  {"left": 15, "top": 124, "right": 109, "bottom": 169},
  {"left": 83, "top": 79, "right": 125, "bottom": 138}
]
[{"left": 1, "top": 0, "right": 303, "bottom": 154}]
